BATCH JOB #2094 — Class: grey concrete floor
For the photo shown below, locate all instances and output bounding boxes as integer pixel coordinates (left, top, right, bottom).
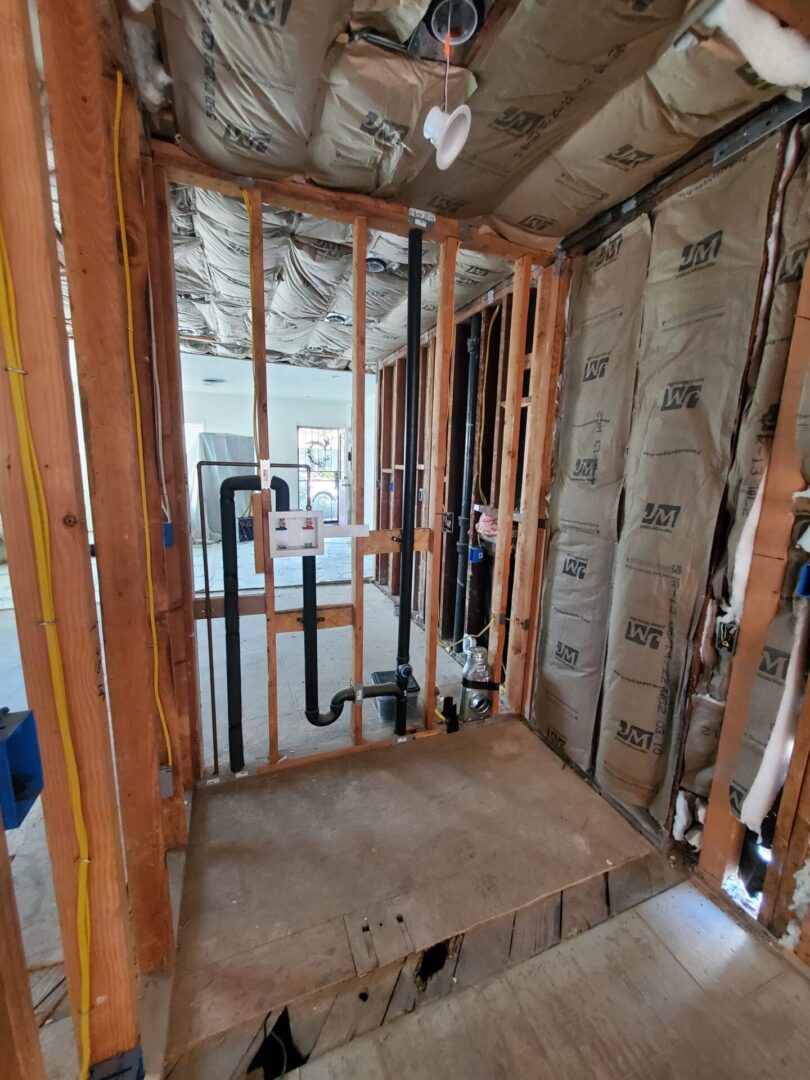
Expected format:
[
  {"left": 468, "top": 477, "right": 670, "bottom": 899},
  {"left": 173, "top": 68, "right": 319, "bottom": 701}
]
[{"left": 197, "top": 581, "right": 462, "bottom": 773}]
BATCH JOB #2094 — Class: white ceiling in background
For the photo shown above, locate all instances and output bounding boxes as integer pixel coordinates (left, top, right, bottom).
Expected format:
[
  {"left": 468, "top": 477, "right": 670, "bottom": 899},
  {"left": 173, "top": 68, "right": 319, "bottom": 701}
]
[{"left": 181, "top": 350, "right": 354, "bottom": 401}]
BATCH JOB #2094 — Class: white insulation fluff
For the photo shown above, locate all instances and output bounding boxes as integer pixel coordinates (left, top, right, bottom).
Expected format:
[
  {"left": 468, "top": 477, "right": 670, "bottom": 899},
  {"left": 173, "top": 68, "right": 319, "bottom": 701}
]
[
  {"left": 703, "top": 0, "right": 810, "bottom": 87},
  {"left": 740, "top": 599, "right": 810, "bottom": 833}
]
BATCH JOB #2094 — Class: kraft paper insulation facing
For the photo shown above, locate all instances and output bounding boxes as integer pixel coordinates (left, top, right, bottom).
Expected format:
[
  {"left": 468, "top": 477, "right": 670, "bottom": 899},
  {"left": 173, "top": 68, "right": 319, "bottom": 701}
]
[
  {"left": 534, "top": 136, "right": 780, "bottom": 815},
  {"left": 532, "top": 216, "right": 652, "bottom": 773},
  {"left": 490, "top": 30, "right": 779, "bottom": 246},
  {"left": 155, "top": 1, "right": 753, "bottom": 220},
  {"left": 675, "top": 131, "right": 810, "bottom": 837},
  {"left": 154, "top": 3, "right": 804, "bottom": 366},
  {"left": 596, "top": 137, "right": 779, "bottom": 813}
]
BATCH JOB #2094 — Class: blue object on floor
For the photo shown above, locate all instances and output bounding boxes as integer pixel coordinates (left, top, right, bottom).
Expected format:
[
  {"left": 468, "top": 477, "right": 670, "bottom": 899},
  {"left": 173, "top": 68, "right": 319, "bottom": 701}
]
[
  {"left": 797, "top": 562, "right": 810, "bottom": 598},
  {"left": 89, "top": 1049, "right": 144, "bottom": 1080},
  {"left": 0, "top": 708, "right": 43, "bottom": 830}
]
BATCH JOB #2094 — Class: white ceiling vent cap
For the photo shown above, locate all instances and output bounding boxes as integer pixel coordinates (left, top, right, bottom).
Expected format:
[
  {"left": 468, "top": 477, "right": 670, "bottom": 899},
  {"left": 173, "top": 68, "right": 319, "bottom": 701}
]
[{"left": 423, "top": 104, "right": 471, "bottom": 171}]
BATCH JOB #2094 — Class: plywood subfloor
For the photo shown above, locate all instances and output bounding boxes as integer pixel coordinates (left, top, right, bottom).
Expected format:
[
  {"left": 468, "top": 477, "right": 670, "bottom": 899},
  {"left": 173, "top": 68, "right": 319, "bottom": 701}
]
[
  {"left": 299, "top": 881, "right": 810, "bottom": 1080},
  {"left": 167, "top": 719, "right": 653, "bottom": 1065}
]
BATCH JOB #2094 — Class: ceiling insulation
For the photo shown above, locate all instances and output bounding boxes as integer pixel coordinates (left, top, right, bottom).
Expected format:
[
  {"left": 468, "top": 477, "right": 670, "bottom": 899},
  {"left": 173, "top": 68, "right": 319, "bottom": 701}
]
[
  {"left": 491, "top": 30, "right": 782, "bottom": 245},
  {"left": 157, "top": 0, "right": 699, "bottom": 202},
  {"left": 172, "top": 187, "right": 511, "bottom": 367},
  {"left": 152, "top": 1, "right": 807, "bottom": 365}
]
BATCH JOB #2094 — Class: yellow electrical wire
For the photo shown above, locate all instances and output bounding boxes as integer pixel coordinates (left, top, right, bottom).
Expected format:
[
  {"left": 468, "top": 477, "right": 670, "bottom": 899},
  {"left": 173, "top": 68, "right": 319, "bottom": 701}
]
[
  {"left": 113, "top": 71, "right": 173, "bottom": 770},
  {"left": 0, "top": 230, "right": 92, "bottom": 1078},
  {"left": 477, "top": 306, "right": 501, "bottom": 506},
  {"left": 241, "top": 188, "right": 261, "bottom": 463},
  {"left": 438, "top": 616, "right": 494, "bottom": 654}
]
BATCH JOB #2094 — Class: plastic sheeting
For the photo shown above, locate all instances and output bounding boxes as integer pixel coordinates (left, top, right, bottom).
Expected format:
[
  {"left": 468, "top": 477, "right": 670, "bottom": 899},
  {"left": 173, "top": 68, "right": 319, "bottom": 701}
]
[
  {"left": 188, "top": 432, "right": 256, "bottom": 542},
  {"left": 595, "top": 137, "right": 779, "bottom": 812}
]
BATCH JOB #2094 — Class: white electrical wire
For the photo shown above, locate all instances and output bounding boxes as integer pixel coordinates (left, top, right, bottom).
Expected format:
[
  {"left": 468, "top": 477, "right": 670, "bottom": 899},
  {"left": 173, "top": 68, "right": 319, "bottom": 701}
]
[{"left": 147, "top": 271, "right": 172, "bottom": 522}]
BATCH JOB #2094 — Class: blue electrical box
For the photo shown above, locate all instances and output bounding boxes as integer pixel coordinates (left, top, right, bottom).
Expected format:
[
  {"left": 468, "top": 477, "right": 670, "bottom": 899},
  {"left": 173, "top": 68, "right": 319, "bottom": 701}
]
[
  {"left": 90, "top": 1049, "right": 144, "bottom": 1080},
  {"left": 0, "top": 708, "right": 43, "bottom": 830},
  {"left": 469, "top": 546, "right": 485, "bottom": 564}
]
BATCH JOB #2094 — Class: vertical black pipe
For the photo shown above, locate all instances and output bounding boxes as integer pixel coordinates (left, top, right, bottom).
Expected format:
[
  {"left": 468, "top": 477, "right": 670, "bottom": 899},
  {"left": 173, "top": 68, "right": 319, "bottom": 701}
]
[
  {"left": 222, "top": 474, "right": 289, "bottom": 773},
  {"left": 395, "top": 227, "right": 423, "bottom": 735},
  {"left": 302, "top": 555, "right": 320, "bottom": 723},
  {"left": 452, "top": 313, "right": 481, "bottom": 651}
]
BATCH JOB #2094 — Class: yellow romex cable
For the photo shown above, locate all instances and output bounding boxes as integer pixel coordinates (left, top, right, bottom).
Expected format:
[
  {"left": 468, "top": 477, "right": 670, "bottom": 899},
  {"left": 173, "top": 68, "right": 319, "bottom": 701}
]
[
  {"left": 113, "top": 71, "right": 173, "bottom": 769},
  {"left": 0, "top": 226, "right": 92, "bottom": 1078}
]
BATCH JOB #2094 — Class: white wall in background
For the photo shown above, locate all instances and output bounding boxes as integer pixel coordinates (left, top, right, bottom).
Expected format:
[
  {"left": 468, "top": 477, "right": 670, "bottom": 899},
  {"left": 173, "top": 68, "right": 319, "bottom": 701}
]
[{"left": 181, "top": 353, "right": 377, "bottom": 523}]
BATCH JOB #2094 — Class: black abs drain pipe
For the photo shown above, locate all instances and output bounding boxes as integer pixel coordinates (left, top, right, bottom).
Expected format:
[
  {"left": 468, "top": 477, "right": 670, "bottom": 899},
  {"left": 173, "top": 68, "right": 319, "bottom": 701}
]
[
  {"left": 221, "top": 473, "right": 289, "bottom": 772},
  {"left": 452, "top": 313, "right": 481, "bottom": 651},
  {"left": 300, "top": 227, "right": 423, "bottom": 736},
  {"left": 393, "top": 227, "right": 423, "bottom": 736},
  {"left": 301, "top": 555, "right": 405, "bottom": 726}
]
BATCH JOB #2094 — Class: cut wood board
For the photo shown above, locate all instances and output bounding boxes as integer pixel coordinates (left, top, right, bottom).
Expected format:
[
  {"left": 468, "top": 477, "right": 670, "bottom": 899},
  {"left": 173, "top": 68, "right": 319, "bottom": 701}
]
[{"left": 166, "top": 719, "right": 665, "bottom": 1072}]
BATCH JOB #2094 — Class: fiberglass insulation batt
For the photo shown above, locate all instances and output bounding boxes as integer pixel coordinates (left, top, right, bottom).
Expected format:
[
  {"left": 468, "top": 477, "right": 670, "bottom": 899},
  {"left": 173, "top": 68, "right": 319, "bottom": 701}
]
[
  {"left": 490, "top": 31, "right": 780, "bottom": 246},
  {"left": 532, "top": 216, "right": 652, "bottom": 772},
  {"left": 401, "top": 0, "right": 699, "bottom": 218},
  {"left": 595, "top": 137, "right": 779, "bottom": 810}
]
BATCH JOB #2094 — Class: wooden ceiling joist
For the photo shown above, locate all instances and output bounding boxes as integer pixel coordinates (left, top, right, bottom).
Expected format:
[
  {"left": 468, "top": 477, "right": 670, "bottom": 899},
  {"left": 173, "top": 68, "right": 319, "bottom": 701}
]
[{"left": 150, "top": 139, "right": 554, "bottom": 264}]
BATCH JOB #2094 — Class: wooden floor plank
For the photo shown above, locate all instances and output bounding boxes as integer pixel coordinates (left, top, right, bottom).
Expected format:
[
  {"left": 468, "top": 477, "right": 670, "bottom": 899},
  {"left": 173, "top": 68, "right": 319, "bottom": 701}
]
[
  {"left": 304, "top": 882, "right": 810, "bottom": 1080},
  {"left": 635, "top": 881, "right": 785, "bottom": 997}
]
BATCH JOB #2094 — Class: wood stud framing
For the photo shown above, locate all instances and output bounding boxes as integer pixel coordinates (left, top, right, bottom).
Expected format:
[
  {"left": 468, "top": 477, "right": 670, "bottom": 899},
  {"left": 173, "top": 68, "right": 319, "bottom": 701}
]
[
  {"left": 152, "top": 140, "right": 553, "bottom": 265},
  {"left": 247, "top": 188, "right": 281, "bottom": 765},
  {"left": 0, "top": 0, "right": 139, "bottom": 1058},
  {"left": 503, "top": 261, "right": 569, "bottom": 713},
  {"left": 143, "top": 158, "right": 203, "bottom": 785},
  {"left": 352, "top": 217, "right": 367, "bottom": 744},
  {"left": 0, "top": 829, "right": 46, "bottom": 1080},
  {"left": 487, "top": 256, "right": 533, "bottom": 699},
  {"left": 39, "top": 0, "right": 175, "bottom": 972},
  {"left": 423, "top": 240, "right": 460, "bottom": 721},
  {"left": 701, "top": 250, "right": 810, "bottom": 891}
]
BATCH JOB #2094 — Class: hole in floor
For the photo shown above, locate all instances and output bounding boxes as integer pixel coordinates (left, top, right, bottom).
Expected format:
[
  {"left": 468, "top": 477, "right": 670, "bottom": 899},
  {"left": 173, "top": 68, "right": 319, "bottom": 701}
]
[
  {"left": 416, "top": 940, "right": 449, "bottom": 984},
  {"left": 248, "top": 1008, "right": 306, "bottom": 1079},
  {"left": 358, "top": 989, "right": 369, "bottom": 1002}
]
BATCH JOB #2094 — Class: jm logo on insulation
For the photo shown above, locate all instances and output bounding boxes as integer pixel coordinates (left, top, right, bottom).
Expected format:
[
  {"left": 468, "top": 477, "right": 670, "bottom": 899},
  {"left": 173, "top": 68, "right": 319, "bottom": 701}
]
[
  {"left": 595, "top": 235, "right": 622, "bottom": 269},
  {"left": 555, "top": 641, "right": 579, "bottom": 669},
  {"left": 616, "top": 719, "right": 654, "bottom": 753},
  {"left": 562, "top": 556, "right": 587, "bottom": 579},
  {"left": 602, "top": 144, "right": 654, "bottom": 171},
  {"left": 678, "top": 230, "right": 723, "bottom": 274},
  {"left": 641, "top": 502, "right": 681, "bottom": 531},
  {"left": 661, "top": 380, "right": 702, "bottom": 411},
  {"left": 573, "top": 457, "right": 598, "bottom": 481},
  {"left": 625, "top": 618, "right": 663, "bottom": 650},
  {"left": 758, "top": 645, "right": 790, "bottom": 684},
  {"left": 583, "top": 353, "right": 609, "bottom": 382}
]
